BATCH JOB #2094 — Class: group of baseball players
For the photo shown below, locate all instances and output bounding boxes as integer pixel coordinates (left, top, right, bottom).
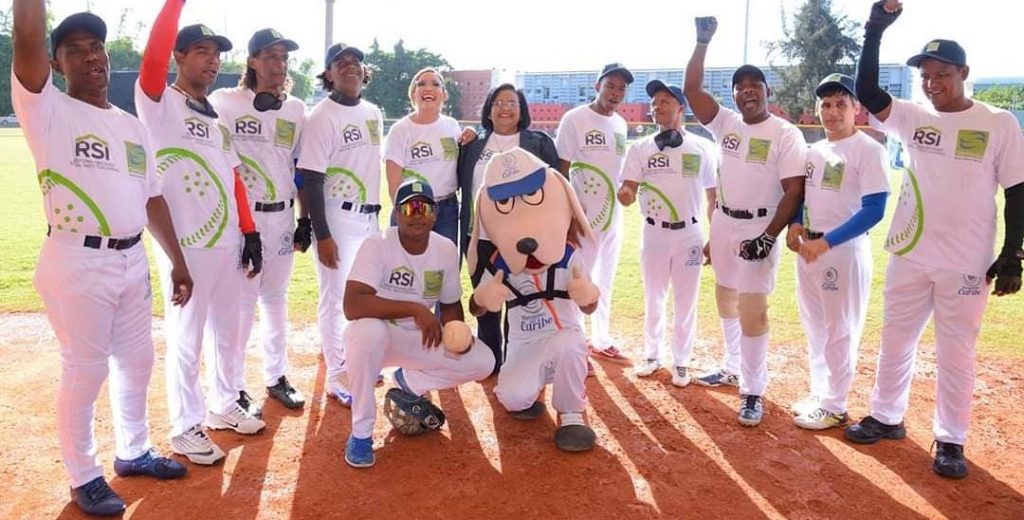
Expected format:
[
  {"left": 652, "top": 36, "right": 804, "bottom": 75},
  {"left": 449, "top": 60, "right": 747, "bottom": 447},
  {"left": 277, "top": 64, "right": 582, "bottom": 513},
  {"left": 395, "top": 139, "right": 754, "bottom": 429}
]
[{"left": 11, "top": 0, "right": 1023, "bottom": 515}]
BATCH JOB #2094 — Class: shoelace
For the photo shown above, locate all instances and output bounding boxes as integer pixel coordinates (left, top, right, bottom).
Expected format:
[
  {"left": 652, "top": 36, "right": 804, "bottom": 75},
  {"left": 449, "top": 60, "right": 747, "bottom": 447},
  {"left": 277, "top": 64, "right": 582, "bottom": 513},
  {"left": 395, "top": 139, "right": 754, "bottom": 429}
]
[
  {"left": 189, "top": 425, "right": 212, "bottom": 443},
  {"left": 81, "top": 478, "right": 118, "bottom": 502},
  {"left": 675, "top": 367, "right": 687, "bottom": 378},
  {"left": 742, "top": 395, "right": 761, "bottom": 409}
]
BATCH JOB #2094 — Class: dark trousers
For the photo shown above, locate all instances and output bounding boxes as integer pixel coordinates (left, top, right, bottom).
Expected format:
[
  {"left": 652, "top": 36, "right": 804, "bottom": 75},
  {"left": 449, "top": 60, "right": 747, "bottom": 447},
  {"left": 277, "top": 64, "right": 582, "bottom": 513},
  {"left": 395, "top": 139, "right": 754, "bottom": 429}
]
[{"left": 469, "top": 238, "right": 506, "bottom": 375}]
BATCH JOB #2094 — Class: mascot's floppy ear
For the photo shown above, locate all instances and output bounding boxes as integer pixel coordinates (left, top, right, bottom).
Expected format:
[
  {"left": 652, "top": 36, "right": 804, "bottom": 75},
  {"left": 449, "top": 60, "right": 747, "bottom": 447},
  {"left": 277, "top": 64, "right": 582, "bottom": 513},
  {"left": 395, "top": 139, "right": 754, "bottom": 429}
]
[
  {"left": 554, "top": 170, "right": 595, "bottom": 245},
  {"left": 466, "top": 186, "right": 483, "bottom": 276}
]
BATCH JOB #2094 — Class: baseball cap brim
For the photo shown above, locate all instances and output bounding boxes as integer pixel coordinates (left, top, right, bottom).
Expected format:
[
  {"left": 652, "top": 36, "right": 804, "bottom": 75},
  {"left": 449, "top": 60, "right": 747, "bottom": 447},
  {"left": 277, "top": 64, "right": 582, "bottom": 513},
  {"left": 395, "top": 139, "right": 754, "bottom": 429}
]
[
  {"left": 645, "top": 79, "right": 685, "bottom": 104},
  {"left": 396, "top": 192, "right": 435, "bottom": 205},
  {"left": 187, "top": 35, "right": 233, "bottom": 53},
  {"left": 326, "top": 45, "right": 365, "bottom": 68},
  {"left": 814, "top": 74, "right": 856, "bottom": 99},
  {"left": 731, "top": 65, "right": 766, "bottom": 87},
  {"left": 253, "top": 38, "right": 299, "bottom": 55},
  {"left": 906, "top": 52, "right": 960, "bottom": 67}
]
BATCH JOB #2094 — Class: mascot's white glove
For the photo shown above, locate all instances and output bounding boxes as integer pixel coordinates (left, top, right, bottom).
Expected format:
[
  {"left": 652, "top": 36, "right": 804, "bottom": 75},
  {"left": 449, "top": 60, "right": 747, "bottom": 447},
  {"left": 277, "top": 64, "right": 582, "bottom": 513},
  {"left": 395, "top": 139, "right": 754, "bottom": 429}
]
[
  {"left": 442, "top": 320, "right": 474, "bottom": 354},
  {"left": 473, "top": 270, "right": 511, "bottom": 313},
  {"left": 567, "top": 265, "right": 600, "bottom": 307}
]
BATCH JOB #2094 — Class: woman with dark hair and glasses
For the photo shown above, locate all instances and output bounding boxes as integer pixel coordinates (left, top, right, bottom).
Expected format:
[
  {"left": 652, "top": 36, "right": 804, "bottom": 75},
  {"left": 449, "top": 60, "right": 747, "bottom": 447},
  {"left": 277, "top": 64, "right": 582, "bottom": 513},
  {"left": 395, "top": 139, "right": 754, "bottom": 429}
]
[{"left": 456, "top": 83, "right": 559, "bottom": 374}]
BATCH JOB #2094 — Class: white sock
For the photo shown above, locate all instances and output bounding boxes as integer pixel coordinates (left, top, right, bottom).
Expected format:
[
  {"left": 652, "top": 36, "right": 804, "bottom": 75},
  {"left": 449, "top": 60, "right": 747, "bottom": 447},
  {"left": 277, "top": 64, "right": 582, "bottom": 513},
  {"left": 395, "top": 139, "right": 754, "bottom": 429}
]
[
  {"left": 739, "top": 332, "right": 770, "bottom": 396},
  {"left": 720, "top": 317, "right": 742, "bottom": 375}
]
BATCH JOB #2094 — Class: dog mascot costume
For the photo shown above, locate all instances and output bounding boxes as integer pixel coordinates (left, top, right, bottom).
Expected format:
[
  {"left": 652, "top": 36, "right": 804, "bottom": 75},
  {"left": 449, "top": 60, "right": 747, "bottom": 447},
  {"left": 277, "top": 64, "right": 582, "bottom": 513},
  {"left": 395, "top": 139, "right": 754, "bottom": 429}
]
[{"left": 468, "top": 147, "right": 601, "bottom": 452}]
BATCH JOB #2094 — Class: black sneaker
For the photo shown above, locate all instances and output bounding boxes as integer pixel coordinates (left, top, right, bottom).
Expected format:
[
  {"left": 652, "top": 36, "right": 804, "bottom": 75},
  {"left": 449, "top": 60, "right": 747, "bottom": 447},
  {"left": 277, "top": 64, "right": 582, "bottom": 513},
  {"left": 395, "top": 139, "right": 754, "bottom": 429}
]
[
  {"left": 932, "top": 441, "right": 968, "bottom": 479},
  {"left": 238, "top": 390, "right": 263, "bottom": 419},
  {"left": 844, "top": 415, "right": 906, "bottom": 444},
  {"left": 70, "top": 476, "right": 126, "bottom": 516},
  {"left": 267, "top": 376, "right": 306, "bottom": 409},
  {"left": 738, "top": 395, "right": 764, "bottom": 426}
]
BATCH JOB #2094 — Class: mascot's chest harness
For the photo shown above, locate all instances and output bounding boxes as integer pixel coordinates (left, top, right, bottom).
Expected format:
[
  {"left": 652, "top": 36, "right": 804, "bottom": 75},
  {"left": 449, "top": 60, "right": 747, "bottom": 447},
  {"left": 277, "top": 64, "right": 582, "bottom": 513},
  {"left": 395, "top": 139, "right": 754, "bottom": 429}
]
[{"left": 488, "top": 244, "right": 575, "bottom": 309}]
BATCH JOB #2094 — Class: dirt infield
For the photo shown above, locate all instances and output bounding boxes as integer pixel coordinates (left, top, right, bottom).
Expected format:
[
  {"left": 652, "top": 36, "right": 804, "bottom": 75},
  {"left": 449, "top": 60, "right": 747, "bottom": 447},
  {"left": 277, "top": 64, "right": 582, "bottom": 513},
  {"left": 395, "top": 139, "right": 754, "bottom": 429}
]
[{"left": 2, "top": 312, "right": 1023, "bottom": 519}]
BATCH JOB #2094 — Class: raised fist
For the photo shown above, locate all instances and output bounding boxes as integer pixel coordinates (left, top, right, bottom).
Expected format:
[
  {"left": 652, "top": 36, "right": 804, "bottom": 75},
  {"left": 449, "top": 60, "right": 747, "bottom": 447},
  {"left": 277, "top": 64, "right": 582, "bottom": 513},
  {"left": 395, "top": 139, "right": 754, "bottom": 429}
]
[
  {"left": 473, "top": 270, "right": 511, "bottom": 313},
  {"left": 567, "top": 265, "right": 600, "bottom": 307},
  {"left": 866, "top": 0, "right": 902, "bottom": 36},
  {"left": 695, "top": 16, "right": 718, "bottom": 44}
]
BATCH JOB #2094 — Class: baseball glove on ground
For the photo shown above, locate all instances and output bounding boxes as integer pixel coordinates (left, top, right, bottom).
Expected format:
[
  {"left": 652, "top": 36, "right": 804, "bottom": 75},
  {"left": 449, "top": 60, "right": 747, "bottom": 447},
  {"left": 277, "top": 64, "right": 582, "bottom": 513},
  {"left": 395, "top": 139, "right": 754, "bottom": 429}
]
[{"left": 383, "top": 388, "right": 446, "bottom": 436}]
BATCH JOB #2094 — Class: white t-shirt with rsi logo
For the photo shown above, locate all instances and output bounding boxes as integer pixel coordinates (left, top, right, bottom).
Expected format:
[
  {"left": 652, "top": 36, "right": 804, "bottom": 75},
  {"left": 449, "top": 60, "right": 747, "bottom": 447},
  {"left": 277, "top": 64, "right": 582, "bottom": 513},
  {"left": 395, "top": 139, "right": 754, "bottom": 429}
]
[
  {"left": 134, "top": 82, "right": 242, "bottom": 249},
  {"left": 802, "top": 131, "right": 890, "bottom": 233},
  {"left": 347, "top": 227, "right": 462, "bottom": 330},
  {"left": 872, "top": 98, "right": 1024, "bottom": 275},
  {"left": 703, "top": 108, "right": 808, "bottom": 209},
  {"left": 297, "top": 97, "right": 384, "bottom": 205},
  {"left": 555, "top": 104, "right": 627, "bottom": 233},
  {"left": 383, "top": 114, "right": 461, "bottom": 197},
  {"left": 621, "top": 131, "right": 717, "bottom": 226},
  {"left": 12, "top": 71, "right": 160, "bottom": 238},
  {"left": 209, "top": 87, "right": 305, "bottom": 204}
]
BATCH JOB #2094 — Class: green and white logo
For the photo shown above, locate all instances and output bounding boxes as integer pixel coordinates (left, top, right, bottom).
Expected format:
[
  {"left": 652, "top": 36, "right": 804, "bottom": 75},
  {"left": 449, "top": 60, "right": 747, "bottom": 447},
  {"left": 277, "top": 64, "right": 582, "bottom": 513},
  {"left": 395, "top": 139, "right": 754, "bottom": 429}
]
[
  {"left": 681, "top": 153, "right": 701, "bottom": 177},
  {"left": 821, "top": 161, "right": 845, "bottom": 190},
  {"left": 156, "top": 147, "right": 231, "bottom": 248},
  {"left": 366, "top": 119, "right": 381, "bottom": 145},
  {"left": 746, "top": 138, "right": 771, "bottom": 164},
  {"left": 275, "top": 119, "right": 296, "bottom": 148},
  {"left": 615, "top": 132, "right": 626, "bottom": 156},
  {"left": 218, "top": 124, "right": 232, "bottom": 151},
  {"left": 239, "top": 154, "right": 278, "bottom": 202},
  {"left": 440, "top": 137, "right": 458, "bottom": 161},
  {"left": 423, "top": 270, "right": 443, "bottom": 299},
  {"left": 637, "top": 182, "right": 679, "bottom": 222},
  {"left": 326, "top": 167, "right": 368, "bottom": 202},
  {"left": 125, "top": 141, "right": 147, "bottom": 177},
  {"left": 955, "top": 130, "right": 989, "bottom": 161},
  {"left": 39, "top": 169, "right": 111, "bottom": 235},
  {"left": 885, "top": 168, "right": 925, "bottom": 256},
  {"left": 570, "top": 161, "right": 616, "bottom": 232}
]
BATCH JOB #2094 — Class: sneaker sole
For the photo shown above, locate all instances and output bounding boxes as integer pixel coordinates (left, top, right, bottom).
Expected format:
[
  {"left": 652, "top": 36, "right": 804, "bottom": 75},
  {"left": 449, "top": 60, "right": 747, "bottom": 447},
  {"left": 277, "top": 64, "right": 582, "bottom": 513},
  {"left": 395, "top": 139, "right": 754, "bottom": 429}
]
[
  {"left": 738, "top": 414, "right": 763, "bottom": 427},
  {"left": 794, "top": 418, "right": 847, "bottom": 430},
  {"left": 345, "top": 455, "right": 375, "bottom": 468},
  {"left": 172, "top": 447, "right": 225, "bottom": 465},
  {"left": 268, "top": 391, "right": 306, "bottom": 409},
  {"left": 671, "top": 376, "right": 691, "bottom": 388},
  {"left": 589, "top": 352, "right": 633, "bottom": 366},
  {"left": 634, "top": 368, "right": 660, "bottom": 378},
  {"left": 205, "top": 416, "right": 266, "bottom": 435}
]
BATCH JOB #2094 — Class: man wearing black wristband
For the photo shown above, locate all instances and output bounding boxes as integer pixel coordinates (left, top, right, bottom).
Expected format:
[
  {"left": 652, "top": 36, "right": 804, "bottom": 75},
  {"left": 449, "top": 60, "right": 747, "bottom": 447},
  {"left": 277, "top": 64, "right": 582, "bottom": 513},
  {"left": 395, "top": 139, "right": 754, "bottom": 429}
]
[{"left": 844, "top": 0, "right": 1024, "bottom": 480}]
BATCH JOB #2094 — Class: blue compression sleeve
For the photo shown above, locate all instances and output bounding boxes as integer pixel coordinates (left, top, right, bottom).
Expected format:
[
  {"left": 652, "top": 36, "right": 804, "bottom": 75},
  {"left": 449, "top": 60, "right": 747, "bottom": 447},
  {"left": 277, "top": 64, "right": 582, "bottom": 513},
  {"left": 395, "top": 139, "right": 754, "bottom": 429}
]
[
  {"left": 792, "top": 204, "right": 804, "bottom": 225},
  {"left": 294, "top": 171, "right": 304, "bottom": 190},
  {"left": 823, "top": 192, "right": 888, "bottom": 247}
]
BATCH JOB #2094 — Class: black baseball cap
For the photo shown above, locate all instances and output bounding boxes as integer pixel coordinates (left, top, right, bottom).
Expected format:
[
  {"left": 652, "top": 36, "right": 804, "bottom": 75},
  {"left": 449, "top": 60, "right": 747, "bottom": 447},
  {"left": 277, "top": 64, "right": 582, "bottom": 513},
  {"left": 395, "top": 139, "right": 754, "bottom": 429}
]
[
  {"left": 645, "top": 80, "right": 685, "bottom": 104},
  {"left": 906, "top": 39, "right": 967, "bottom": 67},
  {"left": 598, "top": 63, "right": 634, "bottom": 84},
  {"left": 324, "top": 43, "right": 365, "bottom": 69},
  {"left": 814, "top": 73, "right": 856, "bottom": 99},
  {"left": 395, "top": 179, "right": 435, "bottom": 205},
  {"left": 731, "top": 64, "right": 767, "bottom": 87},
  {"left": 248, "top": 28, "right": 299, "bottom": 56},
  {"left": 50, "top": 12, "right": 107, "bottom": 57},
  {"left": 174, "top": 24, "right": 232, "bottom": 53}
]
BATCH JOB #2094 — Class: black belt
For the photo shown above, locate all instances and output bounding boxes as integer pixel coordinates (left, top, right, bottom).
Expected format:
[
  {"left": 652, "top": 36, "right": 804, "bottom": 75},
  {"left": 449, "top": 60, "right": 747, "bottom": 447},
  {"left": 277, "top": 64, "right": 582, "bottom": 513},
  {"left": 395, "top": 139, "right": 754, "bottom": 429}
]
[
  {"left": 806, "top": 230, "right": 825, "bottom": 240},
  {"left": 48, "top": 226, "right": 142, "bottom": 250},
  {"left": 254, "top": 199, "right": 294, "bottom": 212},
  {"left": 341, "top": 201, "right": 382, "bottom": 214},
  {"left": 645, "top": 216, "right": 698, "bottom": 230},
  {"left": 719, "top": 204, "right": 769, "bottom": 220}
]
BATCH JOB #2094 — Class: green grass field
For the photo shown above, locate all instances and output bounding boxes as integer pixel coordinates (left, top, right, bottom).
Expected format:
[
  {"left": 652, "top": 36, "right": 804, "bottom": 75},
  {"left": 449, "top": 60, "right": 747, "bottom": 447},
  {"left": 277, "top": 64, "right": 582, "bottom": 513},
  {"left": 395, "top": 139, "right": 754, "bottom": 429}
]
[{"left": 1, "top": 127, "right": 1020, "bottom": 356}]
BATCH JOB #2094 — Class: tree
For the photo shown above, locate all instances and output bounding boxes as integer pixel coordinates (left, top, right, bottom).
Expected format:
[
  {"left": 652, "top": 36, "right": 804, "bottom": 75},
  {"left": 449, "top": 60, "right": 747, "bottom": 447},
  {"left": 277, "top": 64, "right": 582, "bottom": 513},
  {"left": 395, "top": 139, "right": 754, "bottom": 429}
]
[
  {"left": 765, "top": 0, "right": 861, "bottom": 120},
  {"left": 106, "top": 36, "right": 141, "bottom": 71},
  {"left": 288, "top": 58, "right": 315, "bottom": 103},
  {"left": 974, "top": 84, "right": 1024, "bottom": 111},
  {"left": 362, "top": 39, "right": 461, "bottom": 120}
]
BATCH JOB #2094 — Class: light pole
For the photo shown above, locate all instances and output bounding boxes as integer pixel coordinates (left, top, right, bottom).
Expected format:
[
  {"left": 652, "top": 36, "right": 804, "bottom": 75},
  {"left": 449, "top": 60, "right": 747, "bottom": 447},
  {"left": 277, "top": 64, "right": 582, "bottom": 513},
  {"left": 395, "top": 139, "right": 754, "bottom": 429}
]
[
  {"left": 325, "top": 0, "right": 335, "bottom": 55},
  {"left": 743, "top": 0, "right": 750, "bottom": 63}
]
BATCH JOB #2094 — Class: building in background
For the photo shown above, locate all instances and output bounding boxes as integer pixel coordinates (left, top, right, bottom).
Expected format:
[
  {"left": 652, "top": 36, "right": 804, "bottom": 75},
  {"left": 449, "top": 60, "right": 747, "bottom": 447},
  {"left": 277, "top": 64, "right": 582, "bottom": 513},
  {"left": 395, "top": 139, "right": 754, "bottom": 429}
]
[{"left": 449, "top": 69, "right": 496, "bottom": 121}]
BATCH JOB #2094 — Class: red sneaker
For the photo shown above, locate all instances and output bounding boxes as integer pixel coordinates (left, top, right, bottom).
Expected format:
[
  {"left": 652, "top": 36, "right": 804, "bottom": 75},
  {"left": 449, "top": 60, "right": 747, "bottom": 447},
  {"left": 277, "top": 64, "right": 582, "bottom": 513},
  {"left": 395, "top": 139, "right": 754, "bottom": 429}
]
[{"left": 589, "top": 345, "right": 633, "bottom": 366}]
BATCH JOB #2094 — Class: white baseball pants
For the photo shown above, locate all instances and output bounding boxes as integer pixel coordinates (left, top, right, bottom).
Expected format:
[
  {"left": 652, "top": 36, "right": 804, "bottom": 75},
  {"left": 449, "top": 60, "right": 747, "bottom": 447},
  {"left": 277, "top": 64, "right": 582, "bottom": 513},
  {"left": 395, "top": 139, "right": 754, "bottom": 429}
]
[
  {"left": 640, "top": 224, "right": 705, "bottom": 366},
  {"left": 494, "top": 327, "right": 589, "bottom": 414},
  {"left": 577, "top": 209, "right": 622, "bottom": 350}
]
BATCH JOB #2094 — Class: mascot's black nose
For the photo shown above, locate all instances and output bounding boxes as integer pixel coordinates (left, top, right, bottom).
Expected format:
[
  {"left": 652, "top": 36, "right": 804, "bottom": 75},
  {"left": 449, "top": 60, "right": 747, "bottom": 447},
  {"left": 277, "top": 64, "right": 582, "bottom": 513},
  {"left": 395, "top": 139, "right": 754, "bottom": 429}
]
[{"left": 516, "top": 238, "right": 538, "bottom": 255}]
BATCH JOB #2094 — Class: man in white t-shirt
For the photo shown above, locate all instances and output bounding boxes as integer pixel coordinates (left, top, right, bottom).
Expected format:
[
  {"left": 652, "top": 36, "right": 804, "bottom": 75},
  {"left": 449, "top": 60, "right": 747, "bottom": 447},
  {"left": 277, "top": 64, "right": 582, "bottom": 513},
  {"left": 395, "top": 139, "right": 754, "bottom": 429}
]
[
  {"left": 296, "top": 42, "right": 385, "bottom": 407},
  {"left": 617, "top": 81, "right": 717, "bottom": 386},
  {"left": 843, "top": 2, "right": 1024, "bottom": 480},
  {"left": 136, "top": 0, "right": 267, "bottom": 465},
  {"left": 784, "top": 74, "right": 890, "bottom": 430},
  {"left": 12, "top": 3, "right": 190, "bottom": 515},
  {"left": 341, "top": 179, "right": 494, "bottom": 468},
  {"left": 210, "top": 28, "right": 307, "bottom": 411},
  {"left": 556, "top": 62, "right": 634, "bottom": 367},
  {"left": 684, "top": 17, "right": 807, "bottom": 427}
]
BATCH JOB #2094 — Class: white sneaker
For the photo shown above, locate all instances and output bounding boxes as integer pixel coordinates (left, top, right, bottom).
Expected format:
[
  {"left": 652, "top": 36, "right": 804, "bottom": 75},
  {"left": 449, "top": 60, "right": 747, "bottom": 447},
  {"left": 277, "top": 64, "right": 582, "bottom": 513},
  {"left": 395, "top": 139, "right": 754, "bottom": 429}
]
[
  {"left": 634, "top": 358, "right": 661, "bottom": 377},
  {"left": 330, "top": 372, "right": 353, "bottom": 407},
  {"left": 171, "top": 424, "right": 226, "bottom": 465},
  {"left": 671, "top": 366, "right": 691, "bottom": 387},
  {"left": 790, "top": 395, "right": 819, "bottom": 416},
  {"left": 206, "top": 396, "right": 266, "bottom": 435},
  {"left": 794, "top": 407, "right": 849, "bottom": 430}
]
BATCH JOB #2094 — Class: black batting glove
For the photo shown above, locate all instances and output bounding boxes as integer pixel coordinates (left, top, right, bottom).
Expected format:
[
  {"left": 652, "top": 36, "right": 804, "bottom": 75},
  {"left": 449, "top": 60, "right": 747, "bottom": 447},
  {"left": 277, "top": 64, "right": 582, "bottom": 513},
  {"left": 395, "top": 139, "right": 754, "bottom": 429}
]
[
  {"left": 739, "top": 232, "right": 776, "bottom": 261},
  {"left": 866, "top": 0, "right": 902, "bottom": 37},
  {"left": 294, "top": 217, "right": 312, "bottom": 253},
  {"left": 986, "top": 248, "right": 1023, "bottom": 296},
  {"left": 242, "top": 232, "right": 263, "bottom": 276}
]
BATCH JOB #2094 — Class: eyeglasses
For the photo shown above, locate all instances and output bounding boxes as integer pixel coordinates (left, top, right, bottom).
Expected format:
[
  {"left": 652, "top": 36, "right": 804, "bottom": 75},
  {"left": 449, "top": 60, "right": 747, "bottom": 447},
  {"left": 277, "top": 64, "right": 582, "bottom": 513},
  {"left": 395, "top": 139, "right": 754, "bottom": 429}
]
[
  {"left": 399, "top": 199, "right": 436, "bottom": 217},
  {"left": 170, "top": 84, "right": 218, "bottom": 118},
  {"left": 493, "top": 100, "right": 520, "bottom": 109}
]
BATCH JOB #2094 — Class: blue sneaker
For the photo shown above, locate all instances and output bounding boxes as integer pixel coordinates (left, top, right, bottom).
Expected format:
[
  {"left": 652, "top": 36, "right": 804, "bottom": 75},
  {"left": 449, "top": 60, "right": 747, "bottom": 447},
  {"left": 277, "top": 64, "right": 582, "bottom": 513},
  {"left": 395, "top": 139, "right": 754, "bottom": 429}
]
[
  {"left": 345, "top": 435, "right": 375, "bottom": 468},
  {"left": 393, "top": 368, "right": 417, "bottom": 396},
  {"left": 114, "top": 448, "right": 187, "bottom": 479},
  {"left": 70, "top": 476, "right": 126, "bottom": 516}
]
